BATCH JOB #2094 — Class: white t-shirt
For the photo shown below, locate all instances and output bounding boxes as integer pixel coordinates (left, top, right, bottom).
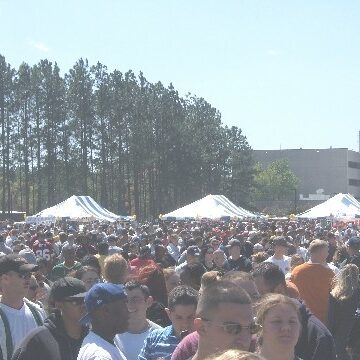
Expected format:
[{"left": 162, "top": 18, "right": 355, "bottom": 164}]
[
  {"left": 114, "top": 320, "right": 162, "bottom": 360},
  {"left": 0, "top": 300, "right": 46, "bottom": 353},
  {"left": 77, "top": 331, "right": 127, "bottom": 360},
  {"left": 265, "top": 255, "right": 291, "bottom": 274}
]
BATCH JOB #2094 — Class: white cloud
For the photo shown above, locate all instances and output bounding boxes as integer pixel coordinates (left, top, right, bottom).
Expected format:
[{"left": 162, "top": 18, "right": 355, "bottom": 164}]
[
  {"left": 29, "top": 40, "right": 49, "bottom": 53},
  {"left": 267, "top": 49, "right": 278, "bottom": 57}
]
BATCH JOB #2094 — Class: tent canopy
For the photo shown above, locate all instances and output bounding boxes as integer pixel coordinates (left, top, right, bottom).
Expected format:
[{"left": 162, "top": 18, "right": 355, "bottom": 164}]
[
  {"left": 296, "top": 193, "right": 360, "bottom": 219},
  {"left": 161, "top": 194, "right": 255, "bottom": 220},
  {"left": 26, "top": 195, "right": 133, "bottom": 224}
]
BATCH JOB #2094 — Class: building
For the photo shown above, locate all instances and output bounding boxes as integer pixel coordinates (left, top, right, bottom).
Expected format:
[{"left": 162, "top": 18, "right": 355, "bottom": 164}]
[{"left": 253, "top": 148, "right": 360, "bottom": 200}]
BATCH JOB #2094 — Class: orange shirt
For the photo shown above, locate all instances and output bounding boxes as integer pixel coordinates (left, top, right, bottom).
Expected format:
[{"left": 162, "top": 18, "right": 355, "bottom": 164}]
[{"left": 290, "top": 262, "right": 334, "bottom": 324}]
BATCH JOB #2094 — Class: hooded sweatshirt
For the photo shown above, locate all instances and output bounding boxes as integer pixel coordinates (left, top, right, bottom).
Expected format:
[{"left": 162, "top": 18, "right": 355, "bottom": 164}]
[{"left": 12, "top": 311, "right": 88, "bottom": 360}]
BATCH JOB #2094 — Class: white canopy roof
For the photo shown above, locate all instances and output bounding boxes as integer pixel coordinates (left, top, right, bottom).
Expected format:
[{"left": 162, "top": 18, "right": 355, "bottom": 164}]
[
  {"left": 161, "top": 194, "right": 256, "bottom": 220},
  {"left": 26, "top": 195, "right": 133, "bottom": 223},
  {"left": 297, "top": 193, "right": 360, "bottom": 219}
]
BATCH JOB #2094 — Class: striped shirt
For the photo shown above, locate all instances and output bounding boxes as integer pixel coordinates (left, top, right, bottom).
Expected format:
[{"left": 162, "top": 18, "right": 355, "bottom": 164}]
[{"left": 138, "top": 325, "right": 180, "bottom": 360}]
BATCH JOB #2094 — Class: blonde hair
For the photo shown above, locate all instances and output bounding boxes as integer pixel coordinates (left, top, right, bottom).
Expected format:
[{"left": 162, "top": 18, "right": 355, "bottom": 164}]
[
  {"left": 205, "top": 349, "right": 265, "bottom": 360},
  {"left": 255, "top": 294, "right": 301, "bottom": 345},
  {"left": 331, "top": 264, "right": 359, "bottom": 301}
]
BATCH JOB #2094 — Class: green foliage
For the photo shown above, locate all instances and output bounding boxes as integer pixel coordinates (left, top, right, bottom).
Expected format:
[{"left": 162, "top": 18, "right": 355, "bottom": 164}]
[
  {"left": 0, "top": 54, "right": 255, "bottom": 219},
  {"left": 253, "top": 159, "right": 299, "bottom": 201}
]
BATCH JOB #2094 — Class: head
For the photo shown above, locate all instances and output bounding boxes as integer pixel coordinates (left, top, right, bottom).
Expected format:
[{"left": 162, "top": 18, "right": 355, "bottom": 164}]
[
  {"left": 227, "top": 240, "right": 242, "bottom": 260},
  {"left": 81, "top": 255, "right": 102, "bottom": 277},
  {"left": 180, "top": 262, "right": 206, "bottom": 290},
  {"left": 72, "top": 266, "right": 100, "bottom": 291},
  {"left": 163, "top": 267, "right": 181, "bottom": 294},
  {"left": 345, "top": 237, "right": 360, "bottom": 257},
  {"left": 62, "top": 246, "right": 76, "bottom": 264},
  {"left": 80, "top": 282, "right": 129, "bottom": 336},
  {"left": 194, "top": 280, "right": 255, "bottom": 355},
  {"left": 255, "top": 294, "right": 301, "bottom": 352},
  {"left": 166, "top": 285, "right": 198, "bottom": 338},
  {"left": 26, "top": 275, "right": 40, "bottom": 302},
  {"left": 222, "top": 271, "right": 260, "bottom": 303},
  {"left": 138, "top": 265, "right": 168, "bottom": 306},
  {"left": 252, "top": 263, "right": 287, "bottom": 296},
  {"left": 289, "top": 254, "right": 304, "bottom": 271},
  {"left": 124, "top": 281, "right": 153, "bottom": 328},
  {"left": 49, "top": 277, "right": 87, "bottom": 325},
  {"left": 213, "top": 249, "right": 227, "bottom": 267},
  {"left": 272, "top": 237, "right": 289, "bottom": 257},
  {"left": 331, "top": 263, "right": 360, "bottom": 301},
  {"left": 308, "top": 239, "right": 329, "bottom": 263},
  {"left": 251, "top": 252, "right": 269, "bottom": 271},
  {"left": 0, "top": 254, "right": 38, "bottom": 300},
  {"left": 97, "top": 242, "right": 109, "bottom": 256},
  {"left": 103, "top": 254, "right": 128, "bottom": 284},
  {"left": 186, "top": 246, "right": 201, "bottom": 265}
]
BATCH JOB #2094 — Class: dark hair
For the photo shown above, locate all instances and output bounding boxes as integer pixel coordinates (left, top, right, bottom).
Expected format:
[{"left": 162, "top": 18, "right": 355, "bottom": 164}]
[
  {"left": 81, "top": 255, "right": 102, "bottom": 276},
  {"left": 97, "top": 242, "right": 109, "bottom": 255},
  {"left": 168, "top": 285, "right": 198, "bottom": 310},
  {"left": 125, "top": 280, "right": 150, "bottom": 298},
  {"left": 180, "top": 263, "right": 206, "bottom": 290},
  {"left": 252, "top": 262, "right": 285, "bottom": 291},
  {"left": 71, "top": 265, "right": 100, "bottom": 280}
]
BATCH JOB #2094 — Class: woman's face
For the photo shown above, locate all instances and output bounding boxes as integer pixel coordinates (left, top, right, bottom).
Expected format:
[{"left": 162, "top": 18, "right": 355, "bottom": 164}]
[
  {"left": 261, "top": 303, "right": 301, "bottom": 351},
  {"left": 213, "top": 251, "right": 226, "bottom": 266}
]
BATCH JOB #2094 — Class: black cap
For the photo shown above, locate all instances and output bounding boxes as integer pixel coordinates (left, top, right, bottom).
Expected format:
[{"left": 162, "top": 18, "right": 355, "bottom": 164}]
[
  {"left": 187, "top": 245, "right": 201, "bottom": 256},
  {"left": 226, "top": 239, "right": 242, "bottom": 249},
  {"left": 50, "top": 277, "right": 87, "bottom": 301},
  {"left": 0, "top": 254, "right": 38, "bottom": 275}
]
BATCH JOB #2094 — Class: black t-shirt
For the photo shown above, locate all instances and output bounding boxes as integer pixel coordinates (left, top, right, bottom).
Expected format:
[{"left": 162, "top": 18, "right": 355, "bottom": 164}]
[{"left": 223, "top": 256, "right": 252, "bottom": 272}]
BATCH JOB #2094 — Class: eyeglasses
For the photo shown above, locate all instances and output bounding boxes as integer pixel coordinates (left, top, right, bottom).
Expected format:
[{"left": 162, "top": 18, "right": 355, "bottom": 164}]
[
  {"left": 201, "top": 318, "right": 261, "bottom": 335},
  {"left": 62, "top": 298, "right": 85, "bottom": 306}
]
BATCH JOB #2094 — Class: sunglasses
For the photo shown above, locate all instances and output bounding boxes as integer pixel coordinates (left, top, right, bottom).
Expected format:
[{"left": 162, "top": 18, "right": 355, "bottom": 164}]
[
  {"left": 62, "top": 298, "right": 85, "bottom": 306},
  {"left": 201, "top": 318, "right": 261, "bottom": 335}
]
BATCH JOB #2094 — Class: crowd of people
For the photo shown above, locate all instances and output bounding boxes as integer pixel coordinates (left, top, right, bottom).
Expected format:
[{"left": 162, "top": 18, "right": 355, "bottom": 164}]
[{"left": 0, "top": 216, "right": 359, "bottom": 360}]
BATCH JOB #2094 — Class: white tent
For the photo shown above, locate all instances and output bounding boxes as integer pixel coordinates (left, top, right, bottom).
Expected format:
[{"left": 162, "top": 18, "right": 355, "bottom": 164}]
[
  {"left": 297, "top": 193, "right": 360, "bottom": 219},
  {"left": 160, "top": 194, "right": 256, "bottom": 220},
  {"left": 26, "top": 195, "right": 133, "bottom": 224}
]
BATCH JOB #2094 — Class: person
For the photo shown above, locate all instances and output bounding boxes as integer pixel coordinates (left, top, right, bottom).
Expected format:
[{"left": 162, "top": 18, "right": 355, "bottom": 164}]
[
  {"left": 72, "top": 266, "right": 100, "bottom": 291},
  {"left": 77, "top": 283, "right": 129, "bottom": 360},
  {"left": 103, "top": 253, "right": 128, "bottom": 285},
  {"left": 0, "top": 254, "right": 46, "bottom": 359},
  {"left": 255, "top": 294, "right": 302, "bottom": 360},
  {"left": 290, "top": 239, "right": 335, "bottom": 324},
  {"left": 50, "top": 246, "right": 82, "bottom": 281},
  {"left": 163, "top": 267, "right": 181, "bottom": 294},
  {"left": 204, "top": 349, "right": 265, "bottom": 360},
  {"left": 191, "top": 280, "right": 257, "bottom": 360},
  {"left": 264, "top": 236, "right": 291, "bottom": 274},
  {"left": 12, "top": 277, "right": 88, "bottom": 360},
  {"left": 138, "top": 285, "right": 198, "bottom": 360},
  {"left": 212, "top": 249, "right": 227, "bottom": 271},
  {"left": 328, "top": 264, "right": 360, "bottom": 360},
  {"left": 223, "top": 239, "right": 252, "bottom": 272},
  {"left": 344, "top": 236, "right": 360, "bottom": 269},
  {"left": 95, "top": 242, "right": 109, "bottom": 275},
  {"left": 167, "top": 234, "right": 181, "bottom": 262},
  {"left": 32, "top": 232, "right": 55, "bottom": 263},
  {"left": 252, "top": 262, "right": 337, "bottom": 360},
  {"left": 0, "top": 234, "right": 13, "bottom": 255},
  {"left": 114, "top": 281, "right": 162, "bottom": 360}
]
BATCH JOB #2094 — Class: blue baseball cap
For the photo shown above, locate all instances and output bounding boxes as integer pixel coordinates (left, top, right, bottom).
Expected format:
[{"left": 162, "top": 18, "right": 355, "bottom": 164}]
[{"left": 79, "top": 283, "right": 127, "bottom": 325}]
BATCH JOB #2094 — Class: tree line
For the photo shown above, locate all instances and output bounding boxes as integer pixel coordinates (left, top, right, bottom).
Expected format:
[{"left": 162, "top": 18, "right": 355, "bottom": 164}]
[{"left": 0, "top": 54, "right": 255, "bottom": 220}]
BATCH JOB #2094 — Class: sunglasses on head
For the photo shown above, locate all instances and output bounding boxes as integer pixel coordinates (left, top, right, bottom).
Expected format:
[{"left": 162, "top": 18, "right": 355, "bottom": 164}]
[{"left": 201, "top": 318, "right": 261, "bottom": 335}]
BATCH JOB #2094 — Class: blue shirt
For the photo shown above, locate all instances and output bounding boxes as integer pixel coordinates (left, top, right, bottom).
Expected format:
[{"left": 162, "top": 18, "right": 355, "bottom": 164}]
[{"left": 138, "top": 325, "right": 180, "bottom": 360}]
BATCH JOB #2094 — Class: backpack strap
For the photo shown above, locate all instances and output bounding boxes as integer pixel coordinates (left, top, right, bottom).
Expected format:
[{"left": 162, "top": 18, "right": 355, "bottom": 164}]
[
  {"left": 0, "top": 305, "right": 13, "bottom": 360},
  {"left": 23, "top": 299, "right": 44, "bottom": 326}
]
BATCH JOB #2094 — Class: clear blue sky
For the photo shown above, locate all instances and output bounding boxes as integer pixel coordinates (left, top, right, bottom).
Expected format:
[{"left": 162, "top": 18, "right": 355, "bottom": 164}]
[{"left": 1, "top": 0, "right": 359, "bottom": 151}]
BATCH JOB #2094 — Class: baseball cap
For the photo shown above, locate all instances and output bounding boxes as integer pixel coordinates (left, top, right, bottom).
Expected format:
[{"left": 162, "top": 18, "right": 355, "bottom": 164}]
[
  {"left": 226, "top": 239, "right": 242, "bottom": 249},
  {"left": 346, "top": 237, "right": 360, "bottom": 248},
  {"left": 0, "top": 254, "right": 38, "bottom": 275},
  {"left": 80, "top": 283, "right": 127, "bottom": 325},
  {"left": 187, "top": 245, "right": 201, "bottom": 256},
  {"left": 50, "top": 277, "right": 87, "bottom": 301}
]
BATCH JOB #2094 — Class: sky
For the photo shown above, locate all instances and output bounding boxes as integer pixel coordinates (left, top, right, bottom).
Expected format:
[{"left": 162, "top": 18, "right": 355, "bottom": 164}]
[{"left": 1, "top": 0, "right": 359, "bottom": 151}]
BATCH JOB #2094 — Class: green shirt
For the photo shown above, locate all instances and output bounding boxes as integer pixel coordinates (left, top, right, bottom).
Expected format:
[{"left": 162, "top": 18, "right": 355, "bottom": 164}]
[{"left": 50, "top": 261, "right": 82, "bottom": 281}]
